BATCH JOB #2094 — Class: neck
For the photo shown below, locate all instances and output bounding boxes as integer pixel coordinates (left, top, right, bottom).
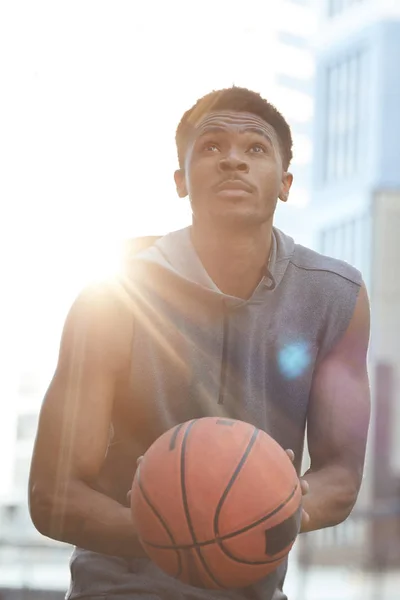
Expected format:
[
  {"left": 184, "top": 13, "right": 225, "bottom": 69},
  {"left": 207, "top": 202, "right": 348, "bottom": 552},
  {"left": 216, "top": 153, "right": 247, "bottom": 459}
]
[{"left": 190, "top": 220, "right": 273, "bottom": 299}]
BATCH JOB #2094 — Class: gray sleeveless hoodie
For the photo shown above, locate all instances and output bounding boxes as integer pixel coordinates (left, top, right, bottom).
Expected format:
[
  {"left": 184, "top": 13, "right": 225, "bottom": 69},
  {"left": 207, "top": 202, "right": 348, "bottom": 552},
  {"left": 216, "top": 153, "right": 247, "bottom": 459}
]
[{"left": 66, "top": 226, "right": 362, "bottom": 600}]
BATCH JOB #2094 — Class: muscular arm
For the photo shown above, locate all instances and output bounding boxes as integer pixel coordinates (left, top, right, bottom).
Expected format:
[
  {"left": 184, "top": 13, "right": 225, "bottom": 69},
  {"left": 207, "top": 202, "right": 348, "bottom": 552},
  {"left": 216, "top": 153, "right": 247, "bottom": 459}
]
[
  {"left": 28, "top": 281, "right": 145, "bottom": 557},
  {"left": 301, "top": 282, "right": 371, "bottom": 532}
]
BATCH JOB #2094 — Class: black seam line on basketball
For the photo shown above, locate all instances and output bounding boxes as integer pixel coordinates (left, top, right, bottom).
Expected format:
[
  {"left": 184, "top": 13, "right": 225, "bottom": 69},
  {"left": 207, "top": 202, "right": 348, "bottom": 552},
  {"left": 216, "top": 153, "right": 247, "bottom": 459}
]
[
  {"left": 141, "top": 482, "right": 299, "bottom": 552},
  {"left": 169, "top": 422, "right": 186, "bottom": 450},
  {"left": 216, "top": 545, "right": 284, "bottom": 567},
  {"left": 215, "top": 483, "right": 299, "bottom": 566},
  {"left": 181, "top": 419, "right": 227, "bottom": 589},
  {"left": 136, "top": 468, "right": 182, "bottom": 579},
  {"left": 213, "top": 426, "right": 259, "bottom": 539}
]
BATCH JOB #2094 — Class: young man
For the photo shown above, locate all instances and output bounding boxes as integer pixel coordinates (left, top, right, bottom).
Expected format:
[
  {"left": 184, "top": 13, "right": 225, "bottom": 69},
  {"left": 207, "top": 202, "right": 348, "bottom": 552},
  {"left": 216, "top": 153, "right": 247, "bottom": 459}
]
[{"left": 29, "top": 87, "right": 371, "bottom": 600}]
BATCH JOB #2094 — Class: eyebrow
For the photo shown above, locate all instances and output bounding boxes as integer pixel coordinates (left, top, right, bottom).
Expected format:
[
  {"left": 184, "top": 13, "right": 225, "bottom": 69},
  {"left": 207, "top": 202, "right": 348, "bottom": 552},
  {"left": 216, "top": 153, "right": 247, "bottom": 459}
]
[{"left": 196, "top": 125, "right": 274, "bottom": 145}]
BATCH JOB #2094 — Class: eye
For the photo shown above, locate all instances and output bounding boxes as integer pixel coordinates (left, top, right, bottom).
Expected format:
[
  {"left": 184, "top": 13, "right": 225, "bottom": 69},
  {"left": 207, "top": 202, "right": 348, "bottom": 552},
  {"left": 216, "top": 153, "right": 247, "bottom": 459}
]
[
  {"left": 249, "top": 143, "right": 267, "bottom": 154},
  {"left": 202, "top": 142, "right": 220, "bottom": 153}
]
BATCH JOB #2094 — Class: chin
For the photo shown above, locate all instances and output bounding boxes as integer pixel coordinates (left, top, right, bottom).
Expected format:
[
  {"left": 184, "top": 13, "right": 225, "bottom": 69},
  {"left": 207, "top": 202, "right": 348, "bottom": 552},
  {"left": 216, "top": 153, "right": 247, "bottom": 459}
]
[{"left": 209, "top": 211, "right": 270, "bottom": 230}]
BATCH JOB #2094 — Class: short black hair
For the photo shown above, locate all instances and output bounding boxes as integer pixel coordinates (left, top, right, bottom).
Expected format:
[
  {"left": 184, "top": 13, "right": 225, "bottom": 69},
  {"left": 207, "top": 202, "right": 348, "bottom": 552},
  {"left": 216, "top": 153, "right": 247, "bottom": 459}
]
[{"left": 176, "top": 86, "right": 293, "bottom": 171}]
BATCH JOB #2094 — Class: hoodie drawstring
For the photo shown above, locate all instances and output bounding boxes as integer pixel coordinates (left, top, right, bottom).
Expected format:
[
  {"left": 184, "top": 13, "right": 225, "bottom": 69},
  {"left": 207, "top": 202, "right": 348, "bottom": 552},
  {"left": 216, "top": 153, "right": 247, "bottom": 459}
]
[
  {"left": 217, "top": 269, "right": 276, "bottom": 405},
  {"left": 218, "top": 301, "right": 230, "bottom": 405},
  {"left": 265, "top": 268, "right": 276, "bottom": 291}
]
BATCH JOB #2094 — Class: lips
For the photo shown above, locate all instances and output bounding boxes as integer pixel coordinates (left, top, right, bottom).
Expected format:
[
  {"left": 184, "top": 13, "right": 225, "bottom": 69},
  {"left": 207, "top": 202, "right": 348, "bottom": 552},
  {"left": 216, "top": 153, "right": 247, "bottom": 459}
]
[{"left": 216, "top": 179, "right": 254, "bottom": 193}]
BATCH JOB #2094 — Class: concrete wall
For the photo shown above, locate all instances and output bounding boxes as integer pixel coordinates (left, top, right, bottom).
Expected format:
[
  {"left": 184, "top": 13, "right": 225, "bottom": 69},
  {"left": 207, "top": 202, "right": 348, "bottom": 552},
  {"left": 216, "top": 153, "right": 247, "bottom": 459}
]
[{"left": 312, "top": 20, "right": 400, "bottom": 220}]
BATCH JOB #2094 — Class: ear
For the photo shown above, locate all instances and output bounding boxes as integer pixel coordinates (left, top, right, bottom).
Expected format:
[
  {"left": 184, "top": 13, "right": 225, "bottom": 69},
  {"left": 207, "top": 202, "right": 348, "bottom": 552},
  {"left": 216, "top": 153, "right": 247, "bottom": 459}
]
[
  {"left": 174, "top": 169, "right": 188, "bottom": 198},
  {"left": 279, "top": 172, "right": 293, "bottom": 203}
]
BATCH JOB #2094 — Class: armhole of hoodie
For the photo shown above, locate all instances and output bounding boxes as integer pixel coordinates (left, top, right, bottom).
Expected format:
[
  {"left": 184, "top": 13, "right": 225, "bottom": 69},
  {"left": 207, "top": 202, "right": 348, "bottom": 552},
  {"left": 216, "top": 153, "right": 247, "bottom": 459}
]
[
  {"left": 291, "top": 244, "right": 363, "bottom": 364},
  {"left": 317, "top": 278, "right": 362, "bottom": 364}
]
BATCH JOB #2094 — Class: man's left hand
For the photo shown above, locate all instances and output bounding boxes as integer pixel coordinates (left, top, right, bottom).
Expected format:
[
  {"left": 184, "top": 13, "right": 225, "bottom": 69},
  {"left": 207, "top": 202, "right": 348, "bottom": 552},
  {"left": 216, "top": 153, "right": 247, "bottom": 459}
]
[{"left": 285, "top": 449, "right": 310, "bottom": 531}]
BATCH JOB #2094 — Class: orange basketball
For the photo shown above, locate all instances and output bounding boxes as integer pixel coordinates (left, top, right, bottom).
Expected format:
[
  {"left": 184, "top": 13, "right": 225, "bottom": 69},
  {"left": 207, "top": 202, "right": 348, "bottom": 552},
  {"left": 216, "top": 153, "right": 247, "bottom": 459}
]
[{"left": 130, "top": 417, "right": 302, "bottom": 590}]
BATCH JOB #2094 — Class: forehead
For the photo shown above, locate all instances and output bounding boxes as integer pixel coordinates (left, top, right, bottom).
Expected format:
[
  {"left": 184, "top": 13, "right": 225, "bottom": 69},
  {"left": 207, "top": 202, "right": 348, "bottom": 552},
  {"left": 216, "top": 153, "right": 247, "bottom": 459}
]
[{"left": 193, "top": 110, "right": 278, "bottom": 140}]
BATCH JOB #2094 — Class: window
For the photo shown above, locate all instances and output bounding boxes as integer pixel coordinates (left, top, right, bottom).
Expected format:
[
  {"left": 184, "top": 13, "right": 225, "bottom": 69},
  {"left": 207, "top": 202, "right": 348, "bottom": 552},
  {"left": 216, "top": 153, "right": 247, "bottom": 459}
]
[
  {"left": 319, "top": 212, "right": 371, "bottom": 278},
  {"left": 324, "top": 48, "right": 368, "bottom": 182}
]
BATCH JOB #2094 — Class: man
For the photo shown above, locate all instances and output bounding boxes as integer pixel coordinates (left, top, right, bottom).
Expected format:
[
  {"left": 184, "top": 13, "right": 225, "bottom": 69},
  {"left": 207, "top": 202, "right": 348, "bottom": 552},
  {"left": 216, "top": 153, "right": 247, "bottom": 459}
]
[{"left": 29, "top": 86, "right": 371, "bottom": 600}]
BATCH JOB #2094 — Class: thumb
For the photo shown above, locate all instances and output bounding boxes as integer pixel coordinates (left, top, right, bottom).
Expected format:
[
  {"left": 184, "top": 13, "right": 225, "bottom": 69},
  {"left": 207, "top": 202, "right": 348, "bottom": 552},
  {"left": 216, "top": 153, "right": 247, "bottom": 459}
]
[
  {"left": 285, "top": 449, "right": 295, "bottom": 463},
  {"left": 127, "top": 456, "right": 143, "bottom": 505}
]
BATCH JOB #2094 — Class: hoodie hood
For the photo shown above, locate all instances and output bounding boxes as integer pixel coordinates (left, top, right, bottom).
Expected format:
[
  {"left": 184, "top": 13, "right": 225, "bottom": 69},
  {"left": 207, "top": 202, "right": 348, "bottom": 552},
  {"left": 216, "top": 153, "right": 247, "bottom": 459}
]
[{"left": 134, "top": 226, "right": 295, "bottom": 307}]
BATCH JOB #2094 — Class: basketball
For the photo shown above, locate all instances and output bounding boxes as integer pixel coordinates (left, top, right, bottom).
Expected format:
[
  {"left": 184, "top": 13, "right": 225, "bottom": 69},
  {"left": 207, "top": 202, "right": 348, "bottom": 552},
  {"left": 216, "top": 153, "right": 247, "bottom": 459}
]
[{"left": 130, "top": 417, "right": 302, "bottom": 590}]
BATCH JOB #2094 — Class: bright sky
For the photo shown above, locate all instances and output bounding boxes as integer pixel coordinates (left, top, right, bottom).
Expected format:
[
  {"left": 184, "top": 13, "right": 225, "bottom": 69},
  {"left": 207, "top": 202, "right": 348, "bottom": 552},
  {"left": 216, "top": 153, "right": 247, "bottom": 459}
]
[{"left": 0, "top": 0, "right": 316, "bottom": 482}]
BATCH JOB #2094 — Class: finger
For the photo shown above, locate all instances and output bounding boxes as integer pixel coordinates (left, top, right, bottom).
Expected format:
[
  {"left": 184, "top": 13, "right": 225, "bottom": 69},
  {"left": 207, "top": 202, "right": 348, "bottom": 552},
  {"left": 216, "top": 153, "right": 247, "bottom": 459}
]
[
  {"left": 126, "top": 490, "right": 132, "bottom": 504},
  {"left": 137, "top": 456, "right": 143, "bottom": 465},
  {"left": 285, "top": 449, "right": 295, "bottom": 462},
  {"left": 302, "top": 509, "right": 310, "bottom": 525},
  {"left": 300, "top": 479, "right": 309, "bottom": 495}
]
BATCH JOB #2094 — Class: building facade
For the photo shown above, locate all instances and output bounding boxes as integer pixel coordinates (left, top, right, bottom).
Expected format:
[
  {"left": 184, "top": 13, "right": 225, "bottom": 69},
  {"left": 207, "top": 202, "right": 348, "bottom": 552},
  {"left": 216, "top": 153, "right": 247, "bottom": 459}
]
[
  {"left": 273, "top": 0, "right": 317, "bottom": 247},
  {"left": 0, "top": 370, "right": 71, "bottom": 598},
  {"left": 297, "top": 0, "right": 400, "bottom": 569}
]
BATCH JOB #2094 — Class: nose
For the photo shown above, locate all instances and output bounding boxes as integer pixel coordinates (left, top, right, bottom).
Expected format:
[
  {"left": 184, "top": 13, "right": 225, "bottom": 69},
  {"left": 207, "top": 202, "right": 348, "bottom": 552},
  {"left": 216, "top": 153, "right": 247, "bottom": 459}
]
[{"left": 218, "top": 151, "right": 249, "bottom": 173}]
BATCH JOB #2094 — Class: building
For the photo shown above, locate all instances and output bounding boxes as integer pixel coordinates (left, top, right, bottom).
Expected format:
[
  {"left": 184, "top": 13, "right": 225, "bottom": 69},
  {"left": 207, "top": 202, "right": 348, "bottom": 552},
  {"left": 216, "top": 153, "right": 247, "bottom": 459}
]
[
  {"left": 0, "top": 370, "right": 71, "bottom": 599},
  {"left": 297, "top": 0, "right": 400, "bottom": 570},
  {"left": 272, "top": 0, "right": 317, "bottom": 247}
]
